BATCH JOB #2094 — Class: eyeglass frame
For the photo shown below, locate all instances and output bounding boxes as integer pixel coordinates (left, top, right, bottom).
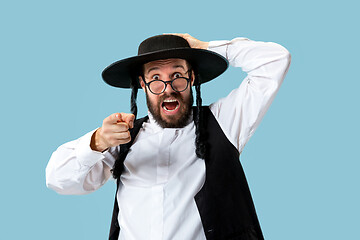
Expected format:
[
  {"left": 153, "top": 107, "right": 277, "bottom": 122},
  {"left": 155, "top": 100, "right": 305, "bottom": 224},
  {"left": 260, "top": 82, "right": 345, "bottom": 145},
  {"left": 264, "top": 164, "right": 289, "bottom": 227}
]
[{"left": 141, "top": 70, "right": 193, "bottom": 95}]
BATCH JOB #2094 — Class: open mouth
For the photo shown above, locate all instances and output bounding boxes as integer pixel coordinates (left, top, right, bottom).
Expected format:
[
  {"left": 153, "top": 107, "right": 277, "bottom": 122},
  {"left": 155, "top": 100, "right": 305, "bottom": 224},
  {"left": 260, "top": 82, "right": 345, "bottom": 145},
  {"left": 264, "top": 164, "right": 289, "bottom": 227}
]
[{"left": 162, "top": 99, "right": 180, "bottom": 112}]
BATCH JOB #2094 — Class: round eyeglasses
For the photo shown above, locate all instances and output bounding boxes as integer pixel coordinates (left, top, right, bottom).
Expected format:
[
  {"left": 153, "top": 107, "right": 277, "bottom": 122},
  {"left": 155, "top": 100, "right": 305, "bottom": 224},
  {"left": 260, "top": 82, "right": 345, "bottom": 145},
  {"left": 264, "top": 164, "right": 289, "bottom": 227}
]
[{"left": 142, "top": 76, "right": 191, "bottom": 95}]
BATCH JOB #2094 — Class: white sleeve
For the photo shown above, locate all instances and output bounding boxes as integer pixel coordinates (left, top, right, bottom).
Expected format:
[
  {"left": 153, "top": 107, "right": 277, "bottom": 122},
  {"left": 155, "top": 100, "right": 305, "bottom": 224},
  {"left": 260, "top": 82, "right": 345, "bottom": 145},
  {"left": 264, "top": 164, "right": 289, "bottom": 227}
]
[
  {"left": 209, "top": 37, "right": 291, "bottom": 153},
  {"left": 45, "top": 129, "right": 119, "bottom": 195}
]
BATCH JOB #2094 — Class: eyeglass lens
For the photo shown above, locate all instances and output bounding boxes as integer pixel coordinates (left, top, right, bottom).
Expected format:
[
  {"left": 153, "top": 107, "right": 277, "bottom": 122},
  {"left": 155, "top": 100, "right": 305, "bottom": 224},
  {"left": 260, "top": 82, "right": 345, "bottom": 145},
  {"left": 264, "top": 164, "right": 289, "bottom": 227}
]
[{"left": 149, "top": 78, "right": 189, "bottom": 94}]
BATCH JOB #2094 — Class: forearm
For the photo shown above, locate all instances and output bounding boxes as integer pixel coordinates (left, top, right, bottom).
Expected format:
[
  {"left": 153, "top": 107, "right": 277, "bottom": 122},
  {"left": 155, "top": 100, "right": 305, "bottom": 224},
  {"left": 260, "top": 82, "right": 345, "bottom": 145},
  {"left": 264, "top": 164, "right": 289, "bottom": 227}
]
[
  {"left": 46, "top": 130, "right": 118, "bottom": 195},
  {"left": 209, "top": 37, "right": 291, "bottom": 152},
  {"left": 209, "top": 37, "right": 290, "bottom": 82}
]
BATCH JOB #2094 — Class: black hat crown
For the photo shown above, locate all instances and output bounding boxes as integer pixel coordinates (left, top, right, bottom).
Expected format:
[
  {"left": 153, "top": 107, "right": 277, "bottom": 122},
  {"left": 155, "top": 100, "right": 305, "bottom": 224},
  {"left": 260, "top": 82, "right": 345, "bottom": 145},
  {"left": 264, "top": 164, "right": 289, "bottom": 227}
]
[{"left": 138, "top": 35, "right": 191, "bottom": 55}]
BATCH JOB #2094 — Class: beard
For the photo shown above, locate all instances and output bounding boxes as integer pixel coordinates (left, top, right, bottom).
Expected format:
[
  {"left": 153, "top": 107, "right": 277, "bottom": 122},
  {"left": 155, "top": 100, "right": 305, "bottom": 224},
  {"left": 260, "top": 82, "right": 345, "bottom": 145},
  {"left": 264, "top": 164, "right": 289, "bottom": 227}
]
[{"left": 146, "top": 89, "right": 194, "bottom": 128}]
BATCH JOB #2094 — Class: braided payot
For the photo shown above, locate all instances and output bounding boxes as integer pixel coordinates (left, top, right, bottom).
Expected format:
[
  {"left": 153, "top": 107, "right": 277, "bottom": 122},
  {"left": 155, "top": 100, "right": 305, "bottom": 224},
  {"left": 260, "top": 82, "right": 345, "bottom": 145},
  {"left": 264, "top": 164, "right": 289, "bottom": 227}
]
[
  {"left": 194, "top": 73, "right": 207, "bottom": 159},
  {"left": 130, "top": 77, "right": 138, "bottom": 119}
]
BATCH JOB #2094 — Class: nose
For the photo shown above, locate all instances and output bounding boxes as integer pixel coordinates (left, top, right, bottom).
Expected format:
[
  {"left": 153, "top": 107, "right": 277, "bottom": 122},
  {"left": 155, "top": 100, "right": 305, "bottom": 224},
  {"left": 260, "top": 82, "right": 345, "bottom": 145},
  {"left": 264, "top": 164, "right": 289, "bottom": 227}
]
[{"left": 163, "top": 80, "right": 176, "bottom": 94}]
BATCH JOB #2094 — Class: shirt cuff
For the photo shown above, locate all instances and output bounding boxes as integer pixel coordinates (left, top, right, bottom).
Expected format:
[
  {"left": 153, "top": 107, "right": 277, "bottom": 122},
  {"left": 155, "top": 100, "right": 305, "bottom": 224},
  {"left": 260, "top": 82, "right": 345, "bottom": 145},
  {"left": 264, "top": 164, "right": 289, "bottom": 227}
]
[
  {"left": 75, "top": 129, "right": 107, "bottom": 167},
  {"left": 208, "top": 40, "right": 230, "bottom": 58},
  {"left": 208, "top": 38, "right": 249, "bottom": 59}
]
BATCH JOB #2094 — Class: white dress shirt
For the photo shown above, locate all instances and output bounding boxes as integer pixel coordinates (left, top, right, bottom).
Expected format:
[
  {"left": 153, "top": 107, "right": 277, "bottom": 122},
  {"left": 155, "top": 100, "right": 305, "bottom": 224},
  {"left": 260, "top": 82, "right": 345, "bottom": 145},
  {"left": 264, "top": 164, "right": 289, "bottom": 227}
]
[{"left": 46, "top": 37, "right": 291, "bottom": 240}]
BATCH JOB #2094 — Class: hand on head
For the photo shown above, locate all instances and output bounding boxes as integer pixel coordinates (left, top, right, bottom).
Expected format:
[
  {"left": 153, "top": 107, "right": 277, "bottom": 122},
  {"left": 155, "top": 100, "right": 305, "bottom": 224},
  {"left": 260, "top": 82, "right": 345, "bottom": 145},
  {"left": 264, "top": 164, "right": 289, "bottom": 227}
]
[{"left": 91, "top": 113, "right": 135, "bottom": 152}]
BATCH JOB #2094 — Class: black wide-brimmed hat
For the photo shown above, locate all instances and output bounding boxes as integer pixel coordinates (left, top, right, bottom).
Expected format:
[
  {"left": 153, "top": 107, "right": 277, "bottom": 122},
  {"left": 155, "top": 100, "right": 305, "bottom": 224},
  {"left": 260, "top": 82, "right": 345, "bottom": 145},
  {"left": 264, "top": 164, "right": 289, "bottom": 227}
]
[{"left": 102, "top": 34, "right": 228, "bottom": 88}]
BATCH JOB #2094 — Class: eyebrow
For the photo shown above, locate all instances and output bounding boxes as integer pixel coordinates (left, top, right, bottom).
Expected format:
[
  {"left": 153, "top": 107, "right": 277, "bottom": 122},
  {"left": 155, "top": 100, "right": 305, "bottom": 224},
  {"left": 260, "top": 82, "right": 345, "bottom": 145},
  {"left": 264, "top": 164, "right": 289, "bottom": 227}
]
[{"left": 146, "top": 65, "right": 187, "bottom": 75}]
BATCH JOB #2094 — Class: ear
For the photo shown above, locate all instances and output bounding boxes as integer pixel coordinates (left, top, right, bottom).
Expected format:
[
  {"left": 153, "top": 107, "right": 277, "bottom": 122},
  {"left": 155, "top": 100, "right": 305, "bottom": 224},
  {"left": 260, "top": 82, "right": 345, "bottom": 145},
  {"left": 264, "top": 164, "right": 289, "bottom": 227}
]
[
  {"left": 139, "top": 76, "right": 146, "bottom": 91},
  {"left": 190, "top": 70, "right": 195, "bottom": 86}
]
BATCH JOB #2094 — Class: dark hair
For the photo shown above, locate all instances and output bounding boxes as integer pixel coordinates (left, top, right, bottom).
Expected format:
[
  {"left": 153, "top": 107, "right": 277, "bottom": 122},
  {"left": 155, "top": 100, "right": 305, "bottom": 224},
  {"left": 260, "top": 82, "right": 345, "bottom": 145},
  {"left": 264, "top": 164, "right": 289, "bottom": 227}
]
[
  {"left": 193, "top": 72, "right": 206, "bottom": 159},
  {"left": 130, "top": 76, "right": 138, "bottom": 118}
]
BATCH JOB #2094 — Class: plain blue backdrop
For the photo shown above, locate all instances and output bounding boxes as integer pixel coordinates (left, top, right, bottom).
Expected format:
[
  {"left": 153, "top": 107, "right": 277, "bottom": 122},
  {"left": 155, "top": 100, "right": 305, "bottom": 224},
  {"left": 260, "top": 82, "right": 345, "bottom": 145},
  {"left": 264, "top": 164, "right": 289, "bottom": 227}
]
[{"left": 1, "top": 0, "right": 359, "bottom": 239}]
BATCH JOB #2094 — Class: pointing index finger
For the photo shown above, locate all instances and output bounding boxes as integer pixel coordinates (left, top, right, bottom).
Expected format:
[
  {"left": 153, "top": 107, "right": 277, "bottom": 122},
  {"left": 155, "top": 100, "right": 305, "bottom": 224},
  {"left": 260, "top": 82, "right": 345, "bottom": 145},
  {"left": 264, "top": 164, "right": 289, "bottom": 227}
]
[{"left": 104, "top": 113, "right": 134, "bottom": 128}]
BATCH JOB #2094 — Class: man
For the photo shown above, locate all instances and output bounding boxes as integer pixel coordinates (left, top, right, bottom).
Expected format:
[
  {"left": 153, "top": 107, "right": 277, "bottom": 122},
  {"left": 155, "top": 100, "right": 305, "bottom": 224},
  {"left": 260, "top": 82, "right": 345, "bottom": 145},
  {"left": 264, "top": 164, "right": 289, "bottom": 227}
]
[{"left": 46, "top": 33, "right": 291, "bottom": 240}]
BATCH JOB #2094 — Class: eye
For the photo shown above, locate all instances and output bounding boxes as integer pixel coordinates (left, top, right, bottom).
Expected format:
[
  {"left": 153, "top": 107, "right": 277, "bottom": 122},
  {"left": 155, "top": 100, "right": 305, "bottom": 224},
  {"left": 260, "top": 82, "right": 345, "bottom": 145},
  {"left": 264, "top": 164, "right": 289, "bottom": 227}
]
[
  {"left": 173, "top": 72, "right": 182, "bottom": 78},
  {"left": 152, "top": 74, "right": 160, "bottom": 80}
]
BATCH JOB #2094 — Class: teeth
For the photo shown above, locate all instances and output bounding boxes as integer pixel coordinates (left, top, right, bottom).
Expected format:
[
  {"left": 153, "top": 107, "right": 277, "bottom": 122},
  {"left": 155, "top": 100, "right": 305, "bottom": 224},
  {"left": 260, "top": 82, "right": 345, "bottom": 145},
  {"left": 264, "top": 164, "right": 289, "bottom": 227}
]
[{"left": 164, "top": 99, "right": 177, "bottom": 103}]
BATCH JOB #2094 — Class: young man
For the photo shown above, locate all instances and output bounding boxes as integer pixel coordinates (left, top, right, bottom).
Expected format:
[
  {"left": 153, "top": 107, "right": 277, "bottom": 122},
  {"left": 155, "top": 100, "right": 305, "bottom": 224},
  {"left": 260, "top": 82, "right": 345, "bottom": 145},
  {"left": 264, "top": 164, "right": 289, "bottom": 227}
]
[{"left": 46, "top": 33, "right": 291, "bottom": 240}]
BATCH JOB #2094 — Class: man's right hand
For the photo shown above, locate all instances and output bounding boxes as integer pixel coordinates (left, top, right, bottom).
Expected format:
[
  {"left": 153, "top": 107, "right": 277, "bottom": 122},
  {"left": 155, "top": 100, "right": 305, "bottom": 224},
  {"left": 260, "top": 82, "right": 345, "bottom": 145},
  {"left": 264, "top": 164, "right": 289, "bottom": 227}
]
[{"left": 90, "top": 113, "right": 135, "bottom": 152}]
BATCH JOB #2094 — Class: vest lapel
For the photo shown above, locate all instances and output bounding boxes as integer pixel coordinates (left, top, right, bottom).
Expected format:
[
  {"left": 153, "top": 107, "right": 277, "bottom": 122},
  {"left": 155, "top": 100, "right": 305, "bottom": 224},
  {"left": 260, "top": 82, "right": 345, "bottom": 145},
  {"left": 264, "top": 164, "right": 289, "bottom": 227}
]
[
  {"left": 109, "top": 116, "right": 149, "bottom": 240},
  {"left": 194, "top": 107, "right": 264, "bottom": 240}
]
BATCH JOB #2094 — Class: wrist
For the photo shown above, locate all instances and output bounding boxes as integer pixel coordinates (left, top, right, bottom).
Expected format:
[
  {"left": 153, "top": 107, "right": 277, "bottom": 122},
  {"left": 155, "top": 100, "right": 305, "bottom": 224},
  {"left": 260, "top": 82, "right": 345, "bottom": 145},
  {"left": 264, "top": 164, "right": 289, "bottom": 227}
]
[
  {"left": 90, "top": 128, "right": 109, "bottom": 152},
  {"left": 201, "top": 42, "right": 209, "bottom": 50}
]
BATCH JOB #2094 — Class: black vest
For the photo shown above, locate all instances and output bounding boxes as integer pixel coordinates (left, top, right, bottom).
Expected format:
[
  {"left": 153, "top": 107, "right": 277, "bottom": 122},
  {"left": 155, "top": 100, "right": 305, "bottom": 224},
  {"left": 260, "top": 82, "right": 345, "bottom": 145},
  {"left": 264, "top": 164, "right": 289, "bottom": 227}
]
[{"left": 109, "top": 107, "right": 264, "bottom": 240}]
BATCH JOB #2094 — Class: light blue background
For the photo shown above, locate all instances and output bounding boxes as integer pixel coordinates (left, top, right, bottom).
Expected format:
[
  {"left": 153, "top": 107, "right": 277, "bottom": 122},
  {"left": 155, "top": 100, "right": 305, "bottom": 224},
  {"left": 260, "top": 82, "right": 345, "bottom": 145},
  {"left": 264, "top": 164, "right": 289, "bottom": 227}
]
[{"left": 1, "top": 0, "right": 359, "bottom": 239}]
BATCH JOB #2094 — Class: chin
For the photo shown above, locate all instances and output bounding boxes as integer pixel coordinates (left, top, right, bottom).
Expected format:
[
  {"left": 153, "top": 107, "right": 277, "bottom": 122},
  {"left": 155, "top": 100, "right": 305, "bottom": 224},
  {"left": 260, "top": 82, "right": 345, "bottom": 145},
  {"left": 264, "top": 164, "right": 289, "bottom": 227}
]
[{"left": 160, "top": 112, "right": 188, "bottom": 128}]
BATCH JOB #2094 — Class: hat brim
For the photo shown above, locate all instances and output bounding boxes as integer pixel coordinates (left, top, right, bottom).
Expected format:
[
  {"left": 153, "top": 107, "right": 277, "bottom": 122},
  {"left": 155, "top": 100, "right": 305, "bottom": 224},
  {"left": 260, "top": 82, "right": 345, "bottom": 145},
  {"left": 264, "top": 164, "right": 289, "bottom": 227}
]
[{"left": 102, "top": 48, "right": 228, "bottom": 88}]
